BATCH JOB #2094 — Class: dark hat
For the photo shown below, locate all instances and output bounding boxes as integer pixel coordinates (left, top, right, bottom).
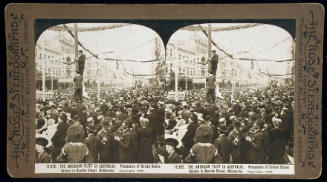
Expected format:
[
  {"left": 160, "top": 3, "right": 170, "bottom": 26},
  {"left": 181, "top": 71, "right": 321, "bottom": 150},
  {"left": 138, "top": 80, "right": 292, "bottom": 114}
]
[
  {"left": 59, "top": 112, "right": 67, "bottom": 122},
  {"left": 36, "top": 137, "right": 48, "bottom": 146},
  {"left": 165, "top": 138, "right": 178, "bottom": 147},
  {"left": 189, "top": 113, "right": 198, "bottom": 122},
  {"left": 36, "top": 118, "right": 45, "bottom": 129},
  {"left": 102, "top": 118, "right": 110, "bottom": 126},
  {"left": 255, "top": 119, "right": 264, "bottom": 128},
  {"left": 217, "top": 125, "right": 229, "bottom": 134},
  {"left": 248, "top": 111, "right": 257, "bottom": 120},
  {"left": 132, "top": 108, "right": 139, "bottom": 114},
  {"left": 232, "top": 119, "right": 241, "bottom": 128}
]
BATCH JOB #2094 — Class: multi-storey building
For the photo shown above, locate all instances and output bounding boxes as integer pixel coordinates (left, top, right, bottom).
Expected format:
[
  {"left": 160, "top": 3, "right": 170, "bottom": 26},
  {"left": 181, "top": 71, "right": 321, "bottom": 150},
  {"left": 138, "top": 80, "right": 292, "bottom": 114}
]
[
  {"left": 36, "top": 31, "right": 120, "bottom": 90},
  {"left": 165, "top": 33, "right": 208, "bottom": 87},
  {"left": 35, "top": 31, "right": 76, "bottom": 90}
]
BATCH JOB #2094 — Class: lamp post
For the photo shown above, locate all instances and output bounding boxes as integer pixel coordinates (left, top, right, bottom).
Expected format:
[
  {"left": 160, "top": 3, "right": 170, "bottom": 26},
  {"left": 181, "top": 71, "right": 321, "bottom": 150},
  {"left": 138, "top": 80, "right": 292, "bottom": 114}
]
[{"left": 174, "top": 44, "right": 179, "bottom": 101}]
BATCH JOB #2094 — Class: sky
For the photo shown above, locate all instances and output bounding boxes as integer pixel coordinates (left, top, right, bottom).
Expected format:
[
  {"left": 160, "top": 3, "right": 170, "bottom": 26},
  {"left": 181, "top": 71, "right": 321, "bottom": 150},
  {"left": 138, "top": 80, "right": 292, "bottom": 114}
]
[
  {"left": 38, "top": 23, "right": 294, "bottom": 81},
  {"left": 38, "top": 23, "right": 165, "bottom": 77},
  {"left": 169, "top": 23, "right": 294, "bottom": 76}
]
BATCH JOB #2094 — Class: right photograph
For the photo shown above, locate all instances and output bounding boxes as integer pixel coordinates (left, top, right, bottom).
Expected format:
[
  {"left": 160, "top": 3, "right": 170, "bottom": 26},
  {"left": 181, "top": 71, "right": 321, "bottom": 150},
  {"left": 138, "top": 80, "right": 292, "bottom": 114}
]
[{"left": 163, "top": 23, "right": 294, "bottom": 164}]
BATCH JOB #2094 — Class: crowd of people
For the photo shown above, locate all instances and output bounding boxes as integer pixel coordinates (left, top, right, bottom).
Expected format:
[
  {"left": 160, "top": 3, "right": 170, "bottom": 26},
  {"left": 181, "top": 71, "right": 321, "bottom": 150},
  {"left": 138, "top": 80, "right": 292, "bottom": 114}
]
[
  {"left": 36, "top": 50, "right": 294, "bottom": 165},
  {"left": 36, "top": 82, "right": 294, "bottom": 165},
  {"left": 164, "top": 85, "right": 294, "bottom": 164},
  {"left": 35, "top": 86, "right": 166, "bottom": 163}
]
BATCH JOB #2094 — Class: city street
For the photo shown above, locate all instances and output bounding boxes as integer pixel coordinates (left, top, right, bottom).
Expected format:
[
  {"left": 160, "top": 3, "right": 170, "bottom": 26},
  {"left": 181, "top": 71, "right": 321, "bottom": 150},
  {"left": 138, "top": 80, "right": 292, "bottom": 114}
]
[{"left": 35, "top": 23, "right": 294, "bottom": 164}]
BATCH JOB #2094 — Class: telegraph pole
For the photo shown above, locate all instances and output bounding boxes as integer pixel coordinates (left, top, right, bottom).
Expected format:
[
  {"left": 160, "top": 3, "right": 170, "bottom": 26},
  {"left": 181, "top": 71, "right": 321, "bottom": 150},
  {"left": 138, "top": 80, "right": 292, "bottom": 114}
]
[
  {"left": 231, "top": 42, "right": 235, "bottom": 97},
  {"left": 115, "top": 58, "right": 118, "bottom": 90},
  {"left": 206, "top": 23, "right": 212, "bottom": 89},
  {"left": 74, "top": 23, "right": 78, "bottom": 63},
  {"left": 174, "top": 44, "right": 179, "bottom": 101},
  {"left": 42, "top": 47, "right": 46, "bottom": 100},
  {"left": 73, "top": 23, "right": 78, "bottom": 93},
  {"left": 51, "top": 65, "right": 54, "bottom": 92},
  {"left": 208, "top": 24, "right": 212, "bottom": 62}
]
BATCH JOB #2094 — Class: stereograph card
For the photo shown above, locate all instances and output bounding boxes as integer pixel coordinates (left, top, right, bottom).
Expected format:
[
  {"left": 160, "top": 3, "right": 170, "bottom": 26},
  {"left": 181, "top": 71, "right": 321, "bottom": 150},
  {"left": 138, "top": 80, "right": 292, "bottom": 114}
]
[{"left": 5, "top": 3, "right": 324, "bottom": 179}]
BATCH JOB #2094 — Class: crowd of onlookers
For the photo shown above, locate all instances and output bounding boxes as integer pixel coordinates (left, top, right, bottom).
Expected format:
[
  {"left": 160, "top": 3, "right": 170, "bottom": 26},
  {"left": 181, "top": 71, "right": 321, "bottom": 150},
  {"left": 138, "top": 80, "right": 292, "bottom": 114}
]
[
  {"left": 164, "top": 86, "right": 294, "bottom": 164},
  {"left": 36, "top": 83, "right": 294, "bottom": 164},
  {"left": 36, "top": 86, "right": 166, "bottom": 163}
]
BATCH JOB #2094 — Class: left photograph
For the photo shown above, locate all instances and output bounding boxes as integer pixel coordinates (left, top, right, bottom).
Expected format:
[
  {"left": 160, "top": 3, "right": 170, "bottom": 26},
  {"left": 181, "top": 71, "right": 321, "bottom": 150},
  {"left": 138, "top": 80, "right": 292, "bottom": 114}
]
[{"left": 35, "top": 23, "right": 166, "bottom": 164}]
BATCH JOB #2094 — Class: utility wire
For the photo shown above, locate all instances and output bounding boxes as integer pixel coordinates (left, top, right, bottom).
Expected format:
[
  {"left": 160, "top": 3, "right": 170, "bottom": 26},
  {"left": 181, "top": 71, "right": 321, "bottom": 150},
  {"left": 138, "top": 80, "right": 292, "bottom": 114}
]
[
  {"left": 50, "top": 24, "right": 131, "bottom": 32},
  {"left": 63, "top": 24, "right": 99, "bottom": 59},
  {"left": 183, "top": 23, "right": 262, "bottom": 32},
  {"left": 198, "top": 25, "right": 294, "bottom": 62}
]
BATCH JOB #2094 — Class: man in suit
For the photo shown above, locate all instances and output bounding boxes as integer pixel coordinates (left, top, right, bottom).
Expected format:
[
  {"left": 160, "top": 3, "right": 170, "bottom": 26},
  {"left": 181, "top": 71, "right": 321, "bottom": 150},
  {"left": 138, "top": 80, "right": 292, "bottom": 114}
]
[
  {"left": 76, "top": 50, "right": 86, "bottom": 76},
  {"left": 51, "top": 112, "right": 69, "bottom": 161},
  {"left": 114, "top": 118, "right": 138, "bottom": 163},
  {"left": 73, "top": 74, "right": 83, "bottom": 103},
  {"left": 245, "top": 119, "right": 267, "bottom": 164},
  {"left": 214, "top": 125, "right": 232, "bottom": 163},
  {"left": 206, "top": 74, "right": 216, "bottom": 103},
  {"left": 209, "top": 50, "right": 219, "bottom": 76},
  {"left": 181, "top": 113, "right": 199, "bottom": 156},
  {"left": 228, "top": 119, "right": 244, "bottom": 163},
  {"left": 84, "top": 123, "right": 102, "bottom": 163}
]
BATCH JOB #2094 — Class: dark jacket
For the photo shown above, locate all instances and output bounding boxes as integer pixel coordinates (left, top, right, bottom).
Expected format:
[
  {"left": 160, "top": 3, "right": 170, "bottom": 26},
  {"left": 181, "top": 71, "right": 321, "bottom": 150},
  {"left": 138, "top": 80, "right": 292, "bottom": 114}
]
[
  {"left": 181, "top": 122, "right": 199, "bottom": 152},
  {"left": 248, "top": 130, "right": 267, "bottom": 164},
  {"left": 84, "top": 134, "right": 101, "bottom": 163},
  {"left": 228, "top": 128, "right": 244, "bottom": 163},
  {"left": 148, "top": 110, "right": 163, "bottom": 137},
  {"left": 267, "top": 128, "right": 287, "bottom": 163},
  {"left": 77, "top": 54, "right": 86, "bottom": 75},
  {"left": 51, "top": 121, "right": 69, "bottom": 150},
  {"left": 209, "top": 54, "right": 218, "bottom": 75},
  {"left": 36, "top": 150, "right": 52, "bottom": 163},
  {"left": 165, "top": 151, "right": 182, "bottom": 163},
  {"left": 214, "top": 134, "right": 232, "bottom": 163},
  {"left": 136, "top": 127, "right": 154, "bottom": 163},
  {"left": 117, "top": 127, "right": 137, "bottom": 163}
]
